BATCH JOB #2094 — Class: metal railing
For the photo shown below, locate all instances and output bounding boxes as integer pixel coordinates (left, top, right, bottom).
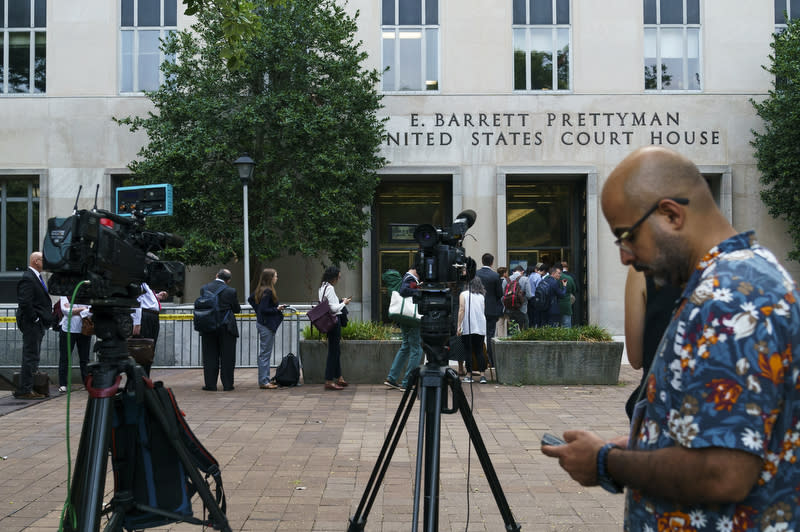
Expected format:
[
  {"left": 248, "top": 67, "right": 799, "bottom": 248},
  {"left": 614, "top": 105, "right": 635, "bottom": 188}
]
[{"left": 0, "top": 304, "right": 312, "bottom": 371}]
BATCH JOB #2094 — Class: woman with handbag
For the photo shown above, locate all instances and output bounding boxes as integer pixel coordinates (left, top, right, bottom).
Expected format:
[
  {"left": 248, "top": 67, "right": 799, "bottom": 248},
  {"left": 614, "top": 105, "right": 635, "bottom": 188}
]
[
  {"left": 457, "top": 277, "right": 488, "bottom": 384},
  {"left": 248, "top": 268, "right": 286, "bottom": 390},
  {"left": 319, "top": 266, "right": 351, "bottom": 391},
  {"left": 57, "top": 296, "right": 93, "bottom": 392}
]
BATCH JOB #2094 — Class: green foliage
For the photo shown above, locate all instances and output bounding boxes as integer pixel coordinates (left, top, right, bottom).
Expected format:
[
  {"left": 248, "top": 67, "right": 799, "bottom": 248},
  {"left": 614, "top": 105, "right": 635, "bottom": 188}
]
[
  {"left": 501, "top": 325, "right": 613, "bottom": 342},
  {"left": 117, "top": 0, "right": 386, "bottom": 268},
  {"left": 751, "top": 18, "right": 800, "bottom": 262},
  {"left": 302, "top": 320, "right": 395, "bottom": 340}
]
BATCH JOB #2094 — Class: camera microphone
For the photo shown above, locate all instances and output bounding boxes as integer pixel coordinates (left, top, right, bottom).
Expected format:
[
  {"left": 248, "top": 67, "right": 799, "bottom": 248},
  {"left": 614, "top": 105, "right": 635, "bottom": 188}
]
[{"left": 454, "top": 209, "right": 476, "bottom": 229}]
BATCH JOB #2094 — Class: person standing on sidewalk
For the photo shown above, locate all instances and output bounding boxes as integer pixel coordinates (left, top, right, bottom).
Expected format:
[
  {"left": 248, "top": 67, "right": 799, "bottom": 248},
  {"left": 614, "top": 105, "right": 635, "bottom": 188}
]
[
  {"left": 475, "top": 253, "right": 502, "bottom": 368},
  {"left": 384, "top": 266, "right": 422, "bottom": 390},
  {"left": 249, "top": 268, "right": 286, "bottom": 389},
  {"left": 542, "top": 146, "right": 800, "bottom": 531},
  {"left": 457, "top": 277, "right": 487, "bottom": 384},
  {"left": 132, "top": 279, "right": 166, "bottom": 376},
  {"left": 199, "top": 269, "right": 241, "bottom": 391},
  {"left": 15, "top": 252, "right": 55, "bottom": 399}
]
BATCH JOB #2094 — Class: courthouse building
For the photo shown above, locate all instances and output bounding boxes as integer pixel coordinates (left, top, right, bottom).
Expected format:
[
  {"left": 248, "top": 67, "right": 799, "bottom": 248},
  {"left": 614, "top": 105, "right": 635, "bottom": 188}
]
[{"left": 1, "top": 0, "right": 798, "bottom": 334}]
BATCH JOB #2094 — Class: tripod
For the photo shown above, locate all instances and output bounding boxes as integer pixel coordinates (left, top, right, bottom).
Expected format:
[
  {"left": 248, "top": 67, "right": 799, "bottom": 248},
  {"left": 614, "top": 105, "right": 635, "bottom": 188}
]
[
  {"left": 61, "top": 302, "right": 231, "bottom": 532},
  {"left": 348, "top": 342, "right": 521, "bottom": 532}
]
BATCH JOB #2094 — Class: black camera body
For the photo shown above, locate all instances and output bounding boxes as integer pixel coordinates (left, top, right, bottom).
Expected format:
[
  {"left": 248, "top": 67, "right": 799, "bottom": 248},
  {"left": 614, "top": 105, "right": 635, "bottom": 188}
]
[
  {"left": 43, "top": 208, "right": 185, "bottom": 303},
  {"left": 412, "top": 210, "right": 476, "bottom": 364}
]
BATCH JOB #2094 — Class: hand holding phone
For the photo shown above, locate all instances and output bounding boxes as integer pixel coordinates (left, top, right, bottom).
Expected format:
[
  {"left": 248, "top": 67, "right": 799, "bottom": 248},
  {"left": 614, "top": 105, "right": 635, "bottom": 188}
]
[{"left": 541, "top": 433, "right": 566, "bottom": 447}]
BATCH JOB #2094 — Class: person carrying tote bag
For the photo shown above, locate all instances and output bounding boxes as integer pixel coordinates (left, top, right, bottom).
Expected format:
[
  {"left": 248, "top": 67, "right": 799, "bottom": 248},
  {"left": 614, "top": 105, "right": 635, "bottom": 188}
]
[
  {"left": 383, "top": 267, "right": 423, "bottom": 391},
  {"left": 317, "top": 266, "right": 351, "bottom": 391}
]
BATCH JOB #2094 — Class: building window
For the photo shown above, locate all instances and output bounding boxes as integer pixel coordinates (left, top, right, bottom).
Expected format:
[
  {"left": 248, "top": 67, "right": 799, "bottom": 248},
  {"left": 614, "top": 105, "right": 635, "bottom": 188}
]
[
  {"left": 381, "top": 0, "right": 439, "bottom": 91},
  {"left": 775, "top": 0, "right": 800, "bottom": 31},
  {"left": 1, "top": 0, "right": 46, "bottom": 94},
  {"left": 120, "top": 0, "right": 177, "bottom": 93},
  {"left": 0, "top": 177, "right": 39, "bottom": 272},
  {"left": 512, "top": 0, "right": 570, "bottom": 91},
  {"left": 644, "top": 0, "right": 701, "bottom": 91}
]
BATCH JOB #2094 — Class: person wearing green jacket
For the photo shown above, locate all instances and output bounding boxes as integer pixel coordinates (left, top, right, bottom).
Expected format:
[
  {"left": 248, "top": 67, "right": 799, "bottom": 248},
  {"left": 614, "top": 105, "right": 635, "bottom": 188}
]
[{"left": 557, "top": 261, "right": 577, "bottom": 328}]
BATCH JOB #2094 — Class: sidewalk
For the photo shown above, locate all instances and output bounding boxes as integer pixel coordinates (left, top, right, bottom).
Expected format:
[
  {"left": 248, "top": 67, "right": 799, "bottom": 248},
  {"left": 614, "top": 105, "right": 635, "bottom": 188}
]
[{"left": 0, "top": 365, "right": 638, "bottom": 531}]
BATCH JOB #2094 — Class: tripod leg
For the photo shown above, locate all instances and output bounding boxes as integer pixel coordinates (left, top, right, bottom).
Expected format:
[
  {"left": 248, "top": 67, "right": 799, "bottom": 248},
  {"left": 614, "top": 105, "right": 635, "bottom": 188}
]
[
  {"left": 348, "top": 371, "right": 420, "bottom": 532},
  {"left": 416, "top": 371, "right": 445, "bottom": 532},
  {"left": 64, "top": 365, "right": 122, "bottom": 532},
  {"left": 448, "top": 373, "right": 521, "bottom": 532}
]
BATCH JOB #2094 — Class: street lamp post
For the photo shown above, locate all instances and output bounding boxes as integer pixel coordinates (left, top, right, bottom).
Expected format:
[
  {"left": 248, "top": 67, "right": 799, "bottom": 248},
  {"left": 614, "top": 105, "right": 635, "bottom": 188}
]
[{"left": 234, "top": 154, "right": 255, "bottom": 301}]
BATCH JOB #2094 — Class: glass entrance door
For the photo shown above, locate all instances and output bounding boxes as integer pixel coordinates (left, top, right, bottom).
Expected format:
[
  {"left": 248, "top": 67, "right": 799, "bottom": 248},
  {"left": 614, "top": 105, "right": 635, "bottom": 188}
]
[
  {"left": 372, "top": 179, "right": 451, "bottom": 321},
  {"left": 506, "top": 179, "right": 586, "bottom": 324}
]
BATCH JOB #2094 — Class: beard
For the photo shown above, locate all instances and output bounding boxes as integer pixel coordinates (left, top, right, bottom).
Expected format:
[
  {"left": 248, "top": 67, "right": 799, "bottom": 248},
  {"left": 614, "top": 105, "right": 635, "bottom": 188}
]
[{"left": 635, "top": 226, "right": 691, "bottom": 287}]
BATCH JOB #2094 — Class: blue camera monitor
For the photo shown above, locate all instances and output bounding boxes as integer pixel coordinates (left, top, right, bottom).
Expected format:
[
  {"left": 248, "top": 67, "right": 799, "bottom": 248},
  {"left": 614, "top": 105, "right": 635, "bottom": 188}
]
[{"left": 116, "top": 184, "right": 173, "bottom": 216}]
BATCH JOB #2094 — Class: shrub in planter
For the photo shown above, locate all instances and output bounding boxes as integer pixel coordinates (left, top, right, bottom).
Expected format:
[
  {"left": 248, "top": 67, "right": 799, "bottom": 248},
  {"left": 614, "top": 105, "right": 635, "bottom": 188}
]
[
  {"left": 300, "top": 320, "right": 400, "bottom": 383},
  {"left": 494, "top": 325, "right": 622, "bottom": 385}
]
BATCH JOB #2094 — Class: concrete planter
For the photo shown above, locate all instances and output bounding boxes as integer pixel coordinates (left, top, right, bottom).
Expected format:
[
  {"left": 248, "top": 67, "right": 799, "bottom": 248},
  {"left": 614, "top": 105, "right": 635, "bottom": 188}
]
[
  {"left": 493, "top": 339, "right": 624, "bottom": 385},
  {"left": 299, "top": 339, "right": 402, "bottom": 384}
]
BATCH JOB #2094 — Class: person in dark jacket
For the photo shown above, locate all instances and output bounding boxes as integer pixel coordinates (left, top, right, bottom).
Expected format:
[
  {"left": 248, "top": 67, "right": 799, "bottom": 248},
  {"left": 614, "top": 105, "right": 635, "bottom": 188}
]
[
  {"left": 15, "top": 252, "right": 56, "bottom": 399},
  {"left": 248, "top": 268, "right": 286, "bottom": 389},
  {"left": 199, "top": 269, "right": 241, "bottom": 391},
  {"left": 542, "top": 265, "right": 567, "bottom": 327},
  {"left": 384, "top": 266, "right": 422, "bottom": 390},
  {"left": 475, "top": 253, "right": 502, "bottom": 367}
]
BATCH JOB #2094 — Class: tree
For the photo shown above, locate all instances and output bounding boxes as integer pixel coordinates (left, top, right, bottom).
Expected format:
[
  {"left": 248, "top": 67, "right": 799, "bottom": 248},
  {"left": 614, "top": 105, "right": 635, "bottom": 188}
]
[
  {"left": 751, "top": 17, "right": 800, "bottom": 261},
  {"left": 117, "top": 0, "right": 386, "bottom": 270}
]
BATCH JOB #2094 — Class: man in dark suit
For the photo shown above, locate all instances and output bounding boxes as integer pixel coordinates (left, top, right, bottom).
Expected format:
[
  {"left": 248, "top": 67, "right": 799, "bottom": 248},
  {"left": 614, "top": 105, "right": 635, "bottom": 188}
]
[
  {"left": 199, "top": 269, "right": 241, "bottom": 391},
  {"left": 475, "top": 253, "right": 503, "bottom": 367},
  {"left": 16, "top": 252, "right": 55, "bottom": 399}
]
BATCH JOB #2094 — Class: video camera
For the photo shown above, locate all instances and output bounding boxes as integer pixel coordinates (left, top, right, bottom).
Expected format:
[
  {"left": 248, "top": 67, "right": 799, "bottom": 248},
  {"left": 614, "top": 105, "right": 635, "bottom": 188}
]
[
  {"left": 42, "top": 188, "right": 185, "bottom": 303},
  {"left": 412, "top": 210, "right": 477, "bottom": 365}
]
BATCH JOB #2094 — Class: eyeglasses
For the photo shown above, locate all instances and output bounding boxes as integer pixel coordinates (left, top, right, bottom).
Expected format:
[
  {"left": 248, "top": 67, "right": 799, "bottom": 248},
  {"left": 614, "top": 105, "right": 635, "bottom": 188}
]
[{"left": 614, "top": 197, "right": 689, "bottom": 248}]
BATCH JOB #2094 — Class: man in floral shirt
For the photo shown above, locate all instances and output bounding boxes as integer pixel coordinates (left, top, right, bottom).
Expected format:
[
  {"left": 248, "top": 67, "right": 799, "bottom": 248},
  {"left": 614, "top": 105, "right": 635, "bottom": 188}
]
[{"left": 543, "top": 146, "right": 800, "bottom": 531}]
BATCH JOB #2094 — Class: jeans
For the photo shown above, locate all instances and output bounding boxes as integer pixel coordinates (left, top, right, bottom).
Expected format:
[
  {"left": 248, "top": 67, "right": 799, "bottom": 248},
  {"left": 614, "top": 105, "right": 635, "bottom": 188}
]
[
  {"left": 387, "top": 324, "right": 422, "bottom": 387},
  {"left": 560, "top": 314, "right": 572, "bottom": 328},
  {"left": 256, "top": 322, "right": 276, "bottom": 385},
  {"left": 325, "top": 321, "right": 342, "bottom": 381}
]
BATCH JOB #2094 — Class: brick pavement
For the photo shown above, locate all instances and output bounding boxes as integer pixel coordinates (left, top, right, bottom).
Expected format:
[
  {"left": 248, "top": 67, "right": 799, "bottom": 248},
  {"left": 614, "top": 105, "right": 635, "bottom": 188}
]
[{"left": 0, "top": 365, "right": 639, "bottom": 531}]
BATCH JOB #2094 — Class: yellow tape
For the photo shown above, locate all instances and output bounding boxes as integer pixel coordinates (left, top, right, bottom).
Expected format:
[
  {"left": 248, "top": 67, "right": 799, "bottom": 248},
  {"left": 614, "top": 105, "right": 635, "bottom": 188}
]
[
  {"left": 0, "top": 317, "right": 17, "bottom": 324},
  {"left": 0, "top": 311, "right": 307, "bottom": 324}
]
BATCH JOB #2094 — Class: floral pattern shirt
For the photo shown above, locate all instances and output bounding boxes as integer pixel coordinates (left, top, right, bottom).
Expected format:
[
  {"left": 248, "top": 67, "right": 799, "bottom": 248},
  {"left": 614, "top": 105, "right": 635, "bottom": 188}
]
[{"left": 625, "top": 232, "right": 800, "bottom": 532}]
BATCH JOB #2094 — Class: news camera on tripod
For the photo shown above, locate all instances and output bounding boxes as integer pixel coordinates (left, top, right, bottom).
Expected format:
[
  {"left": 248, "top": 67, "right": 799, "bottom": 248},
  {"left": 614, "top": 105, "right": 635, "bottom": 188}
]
[
  {"left": 42, "top": 188, "right": 230, "bottom": 532},
  {"left": 349, "top": 210, "right": 521, "bottom": 532}
]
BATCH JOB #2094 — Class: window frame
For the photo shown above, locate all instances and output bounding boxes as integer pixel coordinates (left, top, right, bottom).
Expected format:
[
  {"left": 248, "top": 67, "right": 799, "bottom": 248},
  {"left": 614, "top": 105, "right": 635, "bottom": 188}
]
[
  {"left": 512, "top": 0, "right": 572, "bottom": 93},
  {"left": 0, "top": 174, "right": 40, "bottom": 272},
  {"left": 1, "top": 0, "right": 46, "bottom": 95},
  {"left": 119, "top": 0, "right": 177, "bottom": 95},
  {"left": 381, "top": 0, "right": 440, "bottom": 93},
  {"left": 774, "top": 0, "right": 799, "bottom": 31},
  {"left": 643, "top": 0, "right": 702, "bottom": 92}
]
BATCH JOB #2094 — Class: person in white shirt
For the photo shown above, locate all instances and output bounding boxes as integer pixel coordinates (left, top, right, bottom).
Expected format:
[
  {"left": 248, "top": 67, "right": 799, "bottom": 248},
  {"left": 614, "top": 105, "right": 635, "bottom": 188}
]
[
  {"left": 457, "top": 277, "right": 488, "bottom": 383},
  {"left": 318, "top": 266, "right": 351, "bottom": 391},
  {"left": 57, "top": 296, "right": 92, "bottom": 392}
]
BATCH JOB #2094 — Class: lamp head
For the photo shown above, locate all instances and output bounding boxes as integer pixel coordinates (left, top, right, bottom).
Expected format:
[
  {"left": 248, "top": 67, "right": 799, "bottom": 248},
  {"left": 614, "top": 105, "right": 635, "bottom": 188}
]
[{"left": 233, "top": 154, "right": 255, "bottom": 185}]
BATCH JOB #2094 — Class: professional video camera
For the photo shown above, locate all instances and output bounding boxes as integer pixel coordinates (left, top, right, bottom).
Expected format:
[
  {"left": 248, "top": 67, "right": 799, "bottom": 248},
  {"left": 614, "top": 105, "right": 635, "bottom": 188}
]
[
  {"left": 42, "top": 202, "right": 185, "bottom": 303},
  {"left": 412, "top": 210, "right": 477, "bottom": 365}
]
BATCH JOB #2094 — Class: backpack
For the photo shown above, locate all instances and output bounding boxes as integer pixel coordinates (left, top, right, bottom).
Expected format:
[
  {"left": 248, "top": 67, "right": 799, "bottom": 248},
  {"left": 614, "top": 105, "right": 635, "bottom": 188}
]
[
  {"left": 110, "top": 380, "right": 226, "bottom": 530},
  {"left": 502, "top": 278, "right": 524, "bottom": 310},
  {"left": 273, "top": 352, "right": 301, "bottom": 387},
  {"left": 381, "top": 269, "right": 402, "bottom": 293},
  {"left": 533, "top": 277, "right": 553, "bottom": 312},
  {"left": 193, "top": 283, "right": 227, "bottom": 333}
]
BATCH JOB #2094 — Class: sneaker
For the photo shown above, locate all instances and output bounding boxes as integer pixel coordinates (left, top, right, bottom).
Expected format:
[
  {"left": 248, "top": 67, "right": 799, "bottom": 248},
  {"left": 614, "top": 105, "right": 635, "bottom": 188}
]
[
  {"left": 58, "top": 386, "right": 67, "bottom": 393},
  {"left": 384, "top": 379, "right": 403, "bottom": 390},
  {"left": 479, "top": 376, "right": 488, "bottom": 384},
  {"left": 462, "top": 377, "right": 474, "bottom": 383}
]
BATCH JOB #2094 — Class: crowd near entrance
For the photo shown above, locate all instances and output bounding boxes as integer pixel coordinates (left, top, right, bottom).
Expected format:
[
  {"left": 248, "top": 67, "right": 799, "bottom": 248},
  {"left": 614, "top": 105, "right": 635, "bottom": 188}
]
[{"left": 371, "top": 175, "right": 588, "bottom": 326}]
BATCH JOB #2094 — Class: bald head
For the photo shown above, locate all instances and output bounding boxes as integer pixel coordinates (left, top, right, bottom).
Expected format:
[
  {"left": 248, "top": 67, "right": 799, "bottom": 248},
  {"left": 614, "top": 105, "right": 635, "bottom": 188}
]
[
  {"left": 602, "top": 146, "right": 714, "bottom": 219},
  {"left": 29, "top": 252, "right": 43, "bottom": 273}
]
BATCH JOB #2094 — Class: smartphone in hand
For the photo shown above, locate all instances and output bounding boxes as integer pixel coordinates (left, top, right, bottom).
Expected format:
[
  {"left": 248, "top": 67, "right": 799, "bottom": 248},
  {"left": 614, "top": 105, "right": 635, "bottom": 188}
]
[{"left": 541, "top": 433, "right": 566, "bottom": 447}]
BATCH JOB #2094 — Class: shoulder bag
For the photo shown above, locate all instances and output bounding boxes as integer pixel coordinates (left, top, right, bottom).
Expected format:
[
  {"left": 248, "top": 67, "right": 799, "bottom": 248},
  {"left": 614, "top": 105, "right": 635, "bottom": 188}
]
[
  {"left": 388, "top": 290, "right": 422, "bottom": 327},
  {"left": 307, "top": 285, "right": 338, "bottom": 334}
]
